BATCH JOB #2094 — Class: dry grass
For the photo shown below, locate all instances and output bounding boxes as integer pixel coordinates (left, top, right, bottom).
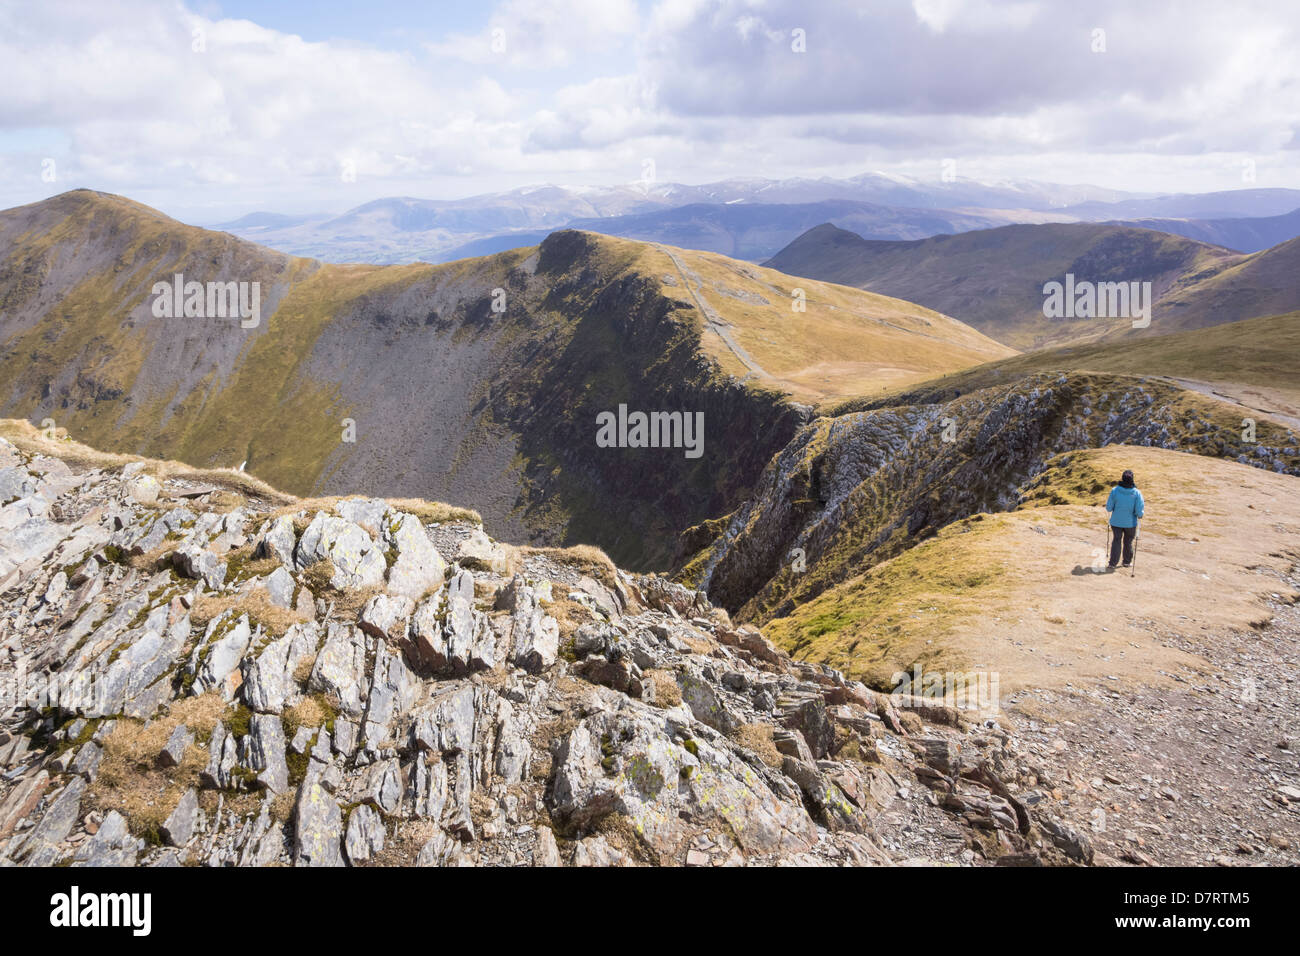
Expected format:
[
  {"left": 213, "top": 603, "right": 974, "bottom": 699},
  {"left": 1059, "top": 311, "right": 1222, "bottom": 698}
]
[
  {"left": 644, "top": 668, "right": 682, "bottom": 708},
  {"left": 270, "top": 790, "right": 296, "bottom": 824},
  {"left": 768, "top": 444, "right": 1300, "bottom": 695},
  {"left": 291, "top": 653, "right": 317, "bottom": 686},
  {"left": 524, "top": 543, "right": 618, "bottom": 590},
  {"left": 127, "top": 538, "right": 185, "bottom": 572},
  {"left": 268, "top": 494, "right": 481, "bottom": 527},
  {"left": 631, "top": 240, "right": 1015, "bottom": 404},
  {"left": 371, "top": 819, "right": 436, "bottom": 867},
  {"left": 542, "top": 594, "right": 597, "bottom": 640},
  {"left": 386, "top": 497, "right": 482, "bottom": 525},
  {"left": 677, "top": 633, "right": 716, "bottom": 657},
  {"left": 299, "top": 559, "right": 379, "bottom": 617},
  {"left": 88, "top": 693, "right": 230, "bottom": 842},
  {"left": 190, "top": 588, "right": 311, "bottom": 637},
  {"left": 282, "top": 696, "right": 332, "bottom": 740},
  {"left": 223, "top": 543, "right": 280, "bottom": 582},
  {"left": 733, "top": 722, "right": 783, "bottom": 769}
]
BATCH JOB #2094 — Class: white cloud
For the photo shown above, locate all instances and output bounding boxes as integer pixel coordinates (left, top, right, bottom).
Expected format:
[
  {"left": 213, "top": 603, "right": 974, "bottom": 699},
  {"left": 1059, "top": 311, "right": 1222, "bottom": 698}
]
[
  {"left": 0, "top": 0, "right": 1298, "bottom": 218},
  {"left": 425, "top": 0, "right": 639, "bottom": 69}
]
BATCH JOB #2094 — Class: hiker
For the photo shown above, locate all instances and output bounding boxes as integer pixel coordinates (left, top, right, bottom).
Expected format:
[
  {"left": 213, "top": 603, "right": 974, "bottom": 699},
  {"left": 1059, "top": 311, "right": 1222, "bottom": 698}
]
[{"left": 1105, "top": 469, "right": 1144, "bottom": 569}]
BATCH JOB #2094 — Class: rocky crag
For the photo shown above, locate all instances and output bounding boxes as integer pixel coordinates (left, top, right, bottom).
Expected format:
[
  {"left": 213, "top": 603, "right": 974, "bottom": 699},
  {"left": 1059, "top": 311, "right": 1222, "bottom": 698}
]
[
  {"left": 0, "top": 432, "right": 1099, "bottom": 867},
  {"left": 681, "top": 371, "right": 1300, "bottom": 627}
]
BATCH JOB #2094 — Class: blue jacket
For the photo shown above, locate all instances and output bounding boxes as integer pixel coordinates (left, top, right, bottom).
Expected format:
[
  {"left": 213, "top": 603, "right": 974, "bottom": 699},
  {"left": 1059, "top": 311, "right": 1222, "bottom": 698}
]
[{"left": 1106, "top": 485, "right": 1145, "bottom": 528}]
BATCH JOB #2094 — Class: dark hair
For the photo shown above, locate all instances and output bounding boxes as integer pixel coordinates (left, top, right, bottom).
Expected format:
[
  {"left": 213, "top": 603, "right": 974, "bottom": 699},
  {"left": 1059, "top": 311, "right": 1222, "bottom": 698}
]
[{"left": 1120, "top": 470, "right": 1135, "bottom": 488}]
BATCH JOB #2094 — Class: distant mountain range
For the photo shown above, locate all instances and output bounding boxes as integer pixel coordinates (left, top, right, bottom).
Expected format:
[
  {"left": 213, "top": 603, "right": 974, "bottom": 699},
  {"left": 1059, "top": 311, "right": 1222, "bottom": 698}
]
[
  {"left": 213, "top": 174, "right": 1300, "bottom": 265},
  {"left": 214, "top": 171, "right": 1120, "bottom": 264},
  {"left": 1109, "top": 207, "right": 1300, "bottom": 253}
]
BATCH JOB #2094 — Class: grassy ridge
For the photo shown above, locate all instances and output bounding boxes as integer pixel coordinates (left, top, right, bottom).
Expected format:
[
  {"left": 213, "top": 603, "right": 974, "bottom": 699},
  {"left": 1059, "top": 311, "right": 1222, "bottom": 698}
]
[
  {"left": 829, "top": 310, "right": 1300, "bottom": 417},
  {"left": 763, "top": 444, "right": 1300, "bottom": 690}
]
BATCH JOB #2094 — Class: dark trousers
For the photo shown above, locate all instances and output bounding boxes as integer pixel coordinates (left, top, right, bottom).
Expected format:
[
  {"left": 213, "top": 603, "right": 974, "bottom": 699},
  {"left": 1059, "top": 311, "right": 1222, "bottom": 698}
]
[{"left": 1109, "top": 525, "right": 1136, "bottom": 567}]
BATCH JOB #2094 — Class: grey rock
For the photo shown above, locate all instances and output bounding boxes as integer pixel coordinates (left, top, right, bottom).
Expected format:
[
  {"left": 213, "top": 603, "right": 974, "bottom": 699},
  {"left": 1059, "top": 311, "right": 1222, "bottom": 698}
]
[
  {"left": 69, "top": 741, "right": 102, "bottom": 781},
  {"left": 677, "top": 668, "right": 740, "bottom": 734},
  {"left": 16, "top": 777, "right": 85, "bottom": 862},
  {"left": 360, "top": 645, "right": 419, "bottom": 755},
  {"left": 384, "top": 512, "right": 447, "bottom": 599},
  {"left": 307, "top": 622, "right": 371, "bottom": 717},
  {"left": 410, "top": 683, "right": 476, "bottom": 755},
  {"left": 72, "top": 810, "right": 144, "bottom": 866},
  {"left": 246, "top": 713, "right": 290, "bottom": 794},
  {"left": 409, "top": 591, "right": 448, "bottom": 670},
  {"left": 408, "top": 751, "right": 449, "bottom": 820},
  {"left": 1039, "top": 814, "right": 1095, "bottom": 864},
  {"left": 456, "top": 528, "right": 508, "bottom": 573},
  {"left": 333, "top": 497, "right": 390, "bottom": 531},
  {"left": 533, "top": 825, "right": 561, "bottom": 867},
  {"left": 442, "top": 570, "right": 495, "bottom": 673},
  {"left": 201, "top": 722, "right": 240, "bottom": 789},
  {"left": 294, "top": 512, "right": 385, "bottom": 590},
  {"left": 349, "top": 758, "right": 404, "bottom": 815},
  {"left": 332, "top": 718, "right": 358, "bottom": 757},
  {"left": 254, "top": 515, "right": 298, "bottom": 566},
  {"left": 344, "top": 804, "right": 386, "bottom": 864},
  {"left": 550, "top": 710, "right": 816, "bottom": 858},
  {"left": 160, "top": 789, "right": 199, "bottom": 847},
  {"left": 358, "top": 592, "right": 413, "bottom": 642},
  {"left": 261, "top": 565, "right": 296, "bottom": 609},
  {"left": 242, "top": 621, "right": 319, "bottom": 714},
  {"left": 504, "top": 581, "right": 559, "bottom": 673},
  {"left": 192, "top": 613, "right": 253, "bottom": 700},
  {"left": 172, "top": 545, "right": 227, "bottom": 589},
  {"left": 777, "top": 690, "right": 836, "bottom": 760},
  {"left": 293, "top": 780, "right": 345, "bottom": 867},
  {"left": 159, "top": 724, "right": 194, "bottom": 769}
]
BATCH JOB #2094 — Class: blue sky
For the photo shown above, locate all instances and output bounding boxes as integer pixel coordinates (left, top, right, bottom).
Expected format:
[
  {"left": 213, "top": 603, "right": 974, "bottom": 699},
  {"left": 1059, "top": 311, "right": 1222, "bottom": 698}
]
[
  {"left": 1, "top": 0, "right": 1297, "bottom": 221},
  {"left": 199, "top": 1, "right": 489, "bottom": 46}
]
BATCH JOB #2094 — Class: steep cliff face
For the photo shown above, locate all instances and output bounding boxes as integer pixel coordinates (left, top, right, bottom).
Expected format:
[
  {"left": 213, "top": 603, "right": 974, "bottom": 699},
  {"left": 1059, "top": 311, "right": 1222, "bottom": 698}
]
[
  {"left": 680, "top": 371, "right": 1300, "bottom": 624},
  {"left": 0, "top": 192, "right": 1006, "bottom": 571},
  {"left": 0, "top": 194, "right": 807, "bottom": 569}
]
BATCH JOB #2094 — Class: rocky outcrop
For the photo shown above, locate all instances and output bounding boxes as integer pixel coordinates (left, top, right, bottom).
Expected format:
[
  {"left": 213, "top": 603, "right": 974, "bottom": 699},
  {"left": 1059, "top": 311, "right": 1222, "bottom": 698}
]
[{"left": 0, "top": 436, "right": 1094, "bottom": 867}]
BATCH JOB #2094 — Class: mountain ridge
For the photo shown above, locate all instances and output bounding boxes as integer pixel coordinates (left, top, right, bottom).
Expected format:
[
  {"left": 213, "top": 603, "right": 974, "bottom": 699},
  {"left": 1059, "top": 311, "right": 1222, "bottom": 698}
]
[
  {"left": 764, "top": 220, "right": 1300, "bottom": 350},
  {"left": 0, "top": 190, "right": 1010, "bottom": 570}
]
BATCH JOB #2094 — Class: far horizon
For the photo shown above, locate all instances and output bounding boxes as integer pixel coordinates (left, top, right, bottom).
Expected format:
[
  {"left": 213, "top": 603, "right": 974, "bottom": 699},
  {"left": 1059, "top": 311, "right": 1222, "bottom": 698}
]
[{"left": 3, "top": 0, "right": 1299, "bottom": 222}]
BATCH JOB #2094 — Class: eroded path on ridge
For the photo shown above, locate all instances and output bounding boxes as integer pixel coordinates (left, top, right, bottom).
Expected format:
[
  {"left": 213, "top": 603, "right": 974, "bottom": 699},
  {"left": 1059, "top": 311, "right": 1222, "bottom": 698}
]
[
  {"left": 1003, "top": 580, "right": 1300, "bottom": 865},
  {"left": 1162, "top": 376, "right": 1300, "bottom": 431},
  {"left": 653, "top": 243, "right": 773, "bottom": 381}
]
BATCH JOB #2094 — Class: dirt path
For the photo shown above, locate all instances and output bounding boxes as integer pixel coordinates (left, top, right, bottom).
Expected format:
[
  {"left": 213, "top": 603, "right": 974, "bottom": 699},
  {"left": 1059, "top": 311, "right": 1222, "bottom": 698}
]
[
  {"left": 1161, "top": 376, "right": 1300, "bottom": 430},
  {"left": 653, "top": 243, "right": 773, "bottom": 380},
  {"left": 1005, "top": 577, "right": 1300, "bottom": 865}
]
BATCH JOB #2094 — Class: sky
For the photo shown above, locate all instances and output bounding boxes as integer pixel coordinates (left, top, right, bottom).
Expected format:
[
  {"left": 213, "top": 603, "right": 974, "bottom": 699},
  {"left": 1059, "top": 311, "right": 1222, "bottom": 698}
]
[{"left": 1, "top": 0, "right": 1298, "bottom": 222}]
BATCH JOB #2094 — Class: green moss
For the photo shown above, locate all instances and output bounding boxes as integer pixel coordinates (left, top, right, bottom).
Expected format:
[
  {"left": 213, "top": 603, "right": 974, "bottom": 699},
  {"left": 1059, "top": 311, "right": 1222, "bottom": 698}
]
[{"left": 225, "top": 703, "right": 253, "bottom": 740}]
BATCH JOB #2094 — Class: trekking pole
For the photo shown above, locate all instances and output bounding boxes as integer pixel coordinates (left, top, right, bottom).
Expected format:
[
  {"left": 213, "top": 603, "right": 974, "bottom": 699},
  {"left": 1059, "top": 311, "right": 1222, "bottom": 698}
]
[{"left": 1130, "top": 521, "right": 1139, "bottom": 578}]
